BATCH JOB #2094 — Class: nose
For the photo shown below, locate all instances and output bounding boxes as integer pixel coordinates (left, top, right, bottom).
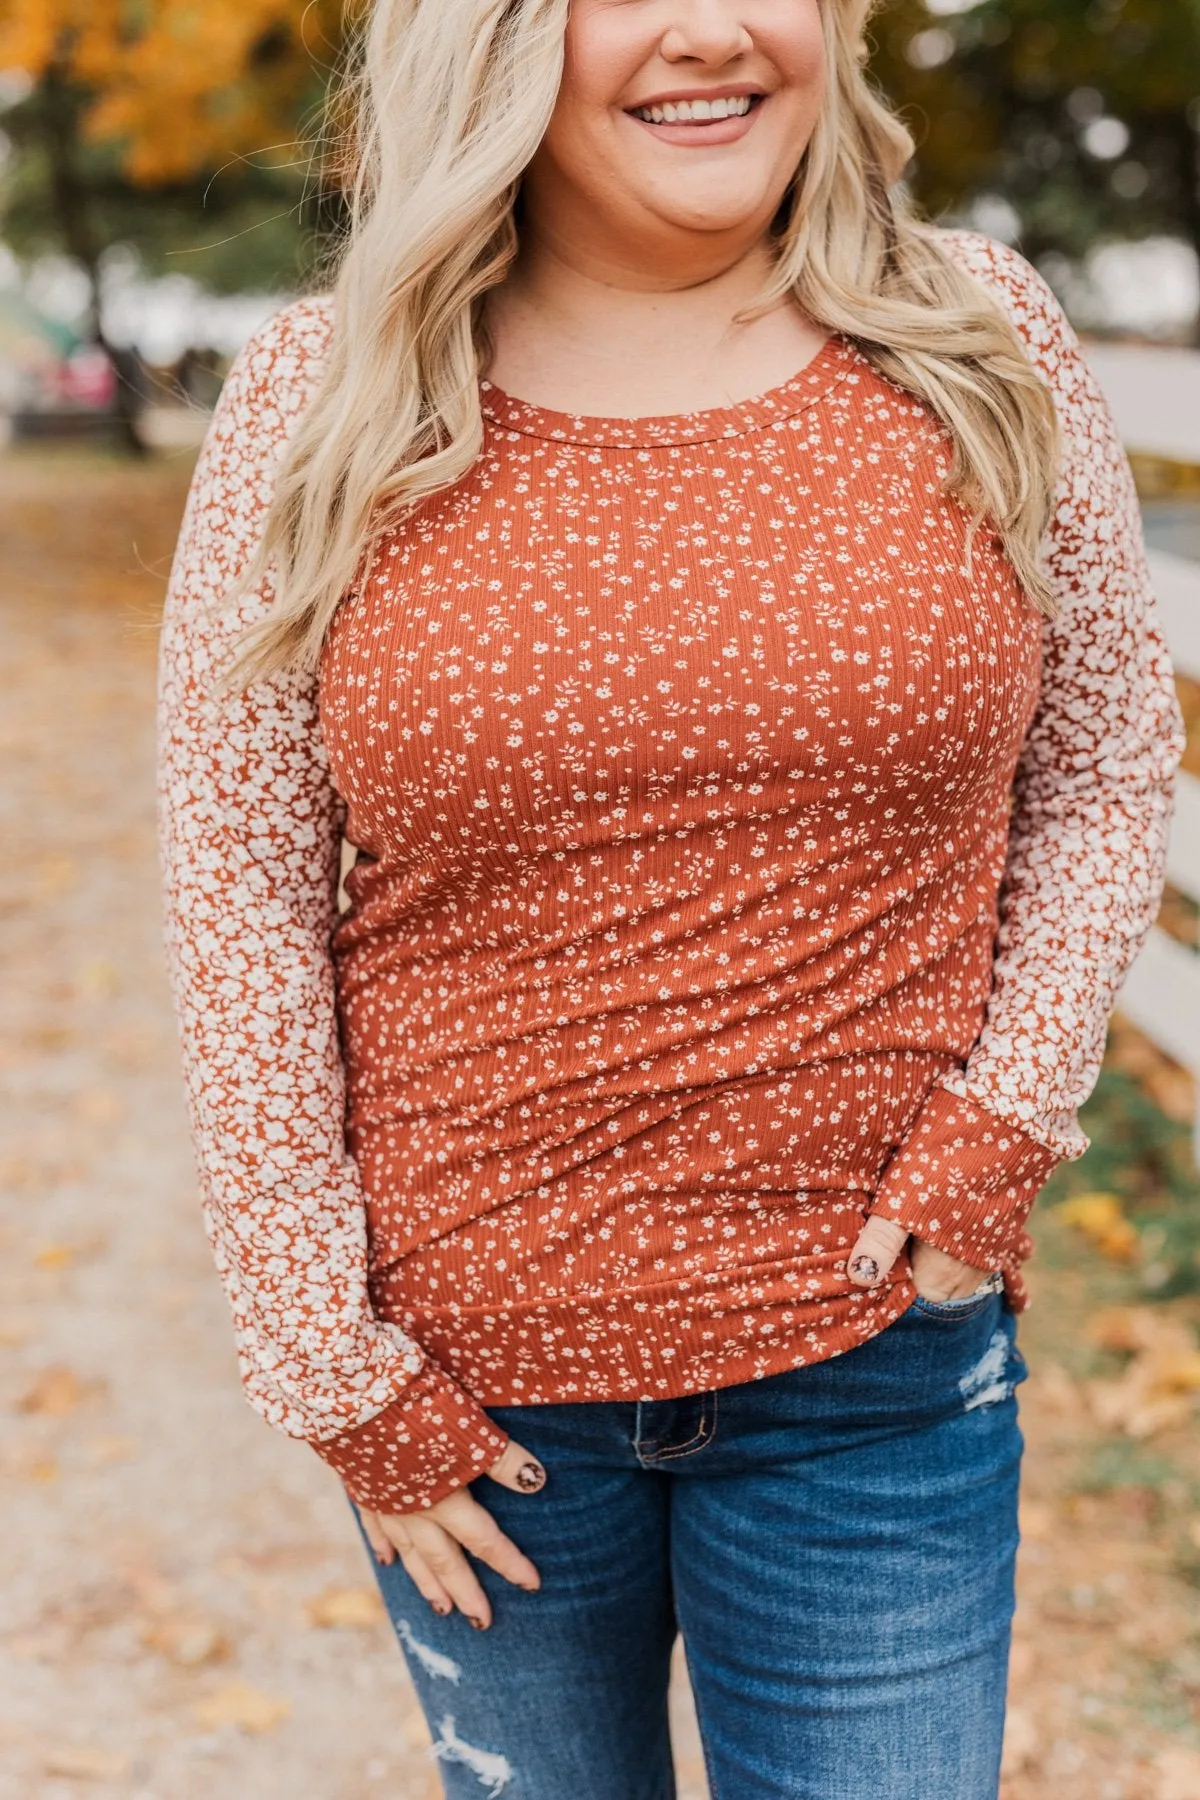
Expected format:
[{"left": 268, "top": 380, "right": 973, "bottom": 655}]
[{"left": 660, "top": 0, "right": 754, "bottom": 66}]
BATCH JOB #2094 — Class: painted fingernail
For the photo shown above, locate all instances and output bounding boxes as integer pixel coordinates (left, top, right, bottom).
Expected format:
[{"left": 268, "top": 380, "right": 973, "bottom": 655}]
[
  {"left": 432, "top": 1600, "right": 451, "bottom": 1616},
  {"left": 516, "top": 1461, "right": 546, "bottom": 1492},
  {"left": 469, "top": 1616, "right": 488, "bottom": 1631},
  {"left": 850, "top": 1255, "right": 881, "bottom": 1284}
]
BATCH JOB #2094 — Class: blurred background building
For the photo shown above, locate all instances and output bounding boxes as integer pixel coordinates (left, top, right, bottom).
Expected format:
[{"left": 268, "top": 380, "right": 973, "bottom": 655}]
[{"left": 0, "top": 0, "right": 1198, "bottom": 443}]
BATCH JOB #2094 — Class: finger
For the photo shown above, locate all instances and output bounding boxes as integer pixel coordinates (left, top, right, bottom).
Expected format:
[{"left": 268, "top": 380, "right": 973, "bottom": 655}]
[
  {"left": 394, "top": 1546, "right": 455, "bottom": 1619},
  {"left": 485, "top": 1436, "right": 547, "bottom": 1497},
  {"left": 847, "top": 1217, "right": 908, "bottom": 1287},
  {"left": 376, "top": 1513, "right": 414, "bottom": 1557},
  {"left": 358, "top": 1506, "right": 396, "bottom": 1566},
  {"left": 408, "top": 1519, "right": 494, "bottom": 1629},
  {"left": 910, "top": 1238, "right": 991, "bottom": 1298},
  {"left": 436, "top": 1489, "right": 541, "bottom": 1592}
]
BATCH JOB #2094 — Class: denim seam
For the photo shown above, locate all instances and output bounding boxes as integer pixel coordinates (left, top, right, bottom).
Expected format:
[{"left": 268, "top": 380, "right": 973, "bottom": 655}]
[
  {"left": 911, "top": 1292, "right": 998, "bottom": 1323},
  {"left": 636, "top": 1390, "right": 718, "bottom": 1464}
]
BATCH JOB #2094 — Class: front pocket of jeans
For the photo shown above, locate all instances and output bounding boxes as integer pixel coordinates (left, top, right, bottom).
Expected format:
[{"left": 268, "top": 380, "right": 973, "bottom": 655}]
[{"left": 910, "top": 1279, "right": 1002, "bottom": 1323}]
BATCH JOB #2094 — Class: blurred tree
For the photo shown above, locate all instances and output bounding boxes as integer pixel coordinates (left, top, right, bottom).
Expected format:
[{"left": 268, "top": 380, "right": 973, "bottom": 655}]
[
  {"left": 869, "top": 0, "right": 1200, "bottom": 330},
  {"left": 0, "top": 0, "right": 354, "bottom": 443},
  {"left": 2, "top": 0, "right": 1196, "bottom": 357}
]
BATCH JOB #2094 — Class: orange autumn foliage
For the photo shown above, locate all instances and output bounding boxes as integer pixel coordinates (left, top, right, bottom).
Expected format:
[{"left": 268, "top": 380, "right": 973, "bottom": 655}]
[{"left": 0, "top": 0, "right": 359, "bottom": 185}]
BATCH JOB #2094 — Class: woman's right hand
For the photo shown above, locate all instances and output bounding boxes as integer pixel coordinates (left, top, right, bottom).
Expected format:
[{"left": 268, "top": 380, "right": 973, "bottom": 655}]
[{"left": 357, "top": 1438, "right": 546, "bottom": 1629}]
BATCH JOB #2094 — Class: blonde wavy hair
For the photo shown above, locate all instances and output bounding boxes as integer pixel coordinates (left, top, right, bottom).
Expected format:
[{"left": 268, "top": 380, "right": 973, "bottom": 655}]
[{"left": 232, "top": 0, "right": 1062, "bottom": 683}]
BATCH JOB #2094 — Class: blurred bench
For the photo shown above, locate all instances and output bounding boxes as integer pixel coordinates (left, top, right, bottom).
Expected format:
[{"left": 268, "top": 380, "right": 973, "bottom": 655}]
[
  {"left": 1115, "top": 546, "right": 1200, "bottom": 1153},
  {"left": 1079, "top": 341, "right": 1200, "bottom": 1152}
]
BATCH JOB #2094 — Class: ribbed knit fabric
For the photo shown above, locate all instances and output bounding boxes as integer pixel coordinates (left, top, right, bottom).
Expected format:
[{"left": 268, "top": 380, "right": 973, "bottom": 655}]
[{"left": 157, "top": 230, "right": 1185, "bottom": 1513}]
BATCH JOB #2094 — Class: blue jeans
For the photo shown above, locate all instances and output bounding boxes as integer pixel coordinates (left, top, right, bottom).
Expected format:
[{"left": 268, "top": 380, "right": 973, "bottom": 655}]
[{"left": 362, "top": 1289, "right": 1026, "bottom": 1800}]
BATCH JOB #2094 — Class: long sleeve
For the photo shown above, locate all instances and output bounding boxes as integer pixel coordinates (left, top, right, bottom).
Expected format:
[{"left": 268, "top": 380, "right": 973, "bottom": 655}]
[
  {"left": 156, "top": 299, "right": 509, "bottom": 1509},
  {"left": 869, "top": 230, "right": 1187, "bottom": 1295}
]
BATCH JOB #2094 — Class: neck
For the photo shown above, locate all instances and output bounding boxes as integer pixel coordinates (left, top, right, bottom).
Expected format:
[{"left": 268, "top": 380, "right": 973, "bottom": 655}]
[
  {"left": 481, "top": 199, "right": 826, "bottom": 420},
  {"left": 493, "top": 225, "right": 780, "bottom": 369}
]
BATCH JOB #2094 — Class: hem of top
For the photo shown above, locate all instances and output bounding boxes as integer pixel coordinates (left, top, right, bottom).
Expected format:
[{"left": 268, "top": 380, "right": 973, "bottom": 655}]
[
  {"left": 389, "top": 1279, "right": 925, "bottom": 1410},
  {"left": 477, "top": 332, "right": 862, "bottom": 447},
  {"left": 368, "top": 1254, "right": 1030, "bottom": 1412}
]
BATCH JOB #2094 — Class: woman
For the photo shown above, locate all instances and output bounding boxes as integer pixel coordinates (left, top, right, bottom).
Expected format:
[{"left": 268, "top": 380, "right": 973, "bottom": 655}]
[{"left": 157, "top": 1, "right": 1185, "bottom": 1795}]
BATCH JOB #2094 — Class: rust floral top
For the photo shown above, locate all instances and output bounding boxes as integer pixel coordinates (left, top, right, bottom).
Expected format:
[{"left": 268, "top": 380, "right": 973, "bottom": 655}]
[{"left": 157, "top": 231, "right": 1185, "bottom": 1512}]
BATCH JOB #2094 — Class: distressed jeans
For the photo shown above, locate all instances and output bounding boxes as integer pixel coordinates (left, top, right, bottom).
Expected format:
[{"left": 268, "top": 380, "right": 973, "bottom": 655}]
[{"left": 361, "top": 1286, "right": 1025, "bottom": 1800}]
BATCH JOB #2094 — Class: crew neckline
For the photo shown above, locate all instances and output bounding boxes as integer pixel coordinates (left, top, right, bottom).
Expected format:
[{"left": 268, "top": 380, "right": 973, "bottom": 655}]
[{"left": 478, "top": 331, "right": 860, "bottom": 448}]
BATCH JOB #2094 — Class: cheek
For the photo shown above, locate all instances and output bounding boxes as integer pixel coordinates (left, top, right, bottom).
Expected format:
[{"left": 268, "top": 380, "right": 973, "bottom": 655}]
[
  {"left": 760, "top": 3, "right": 827, "bottom": 99},
  {"left": 545, "top": 8, "right": 650, "bottom": 163}
]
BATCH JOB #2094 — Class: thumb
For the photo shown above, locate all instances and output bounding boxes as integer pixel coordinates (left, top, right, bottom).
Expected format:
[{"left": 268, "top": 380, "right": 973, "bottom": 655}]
[
  {"left": 485, "top": 1436, "right": 548, "bottom": 1496},
  {"left": 847, "top": 1216, "right": 908, "bottom": 1289}
]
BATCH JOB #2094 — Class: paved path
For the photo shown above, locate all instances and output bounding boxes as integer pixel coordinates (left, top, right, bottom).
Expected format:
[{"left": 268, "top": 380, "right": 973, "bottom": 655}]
[{"left": 0, "top": 453, "right": 706, "bottom": 1800}]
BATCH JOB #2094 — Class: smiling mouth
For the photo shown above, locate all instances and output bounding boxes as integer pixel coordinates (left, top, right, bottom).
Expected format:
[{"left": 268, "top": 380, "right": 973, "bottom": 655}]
[{"left": 629, "top": 94, "right": 762, "bottom": 126}]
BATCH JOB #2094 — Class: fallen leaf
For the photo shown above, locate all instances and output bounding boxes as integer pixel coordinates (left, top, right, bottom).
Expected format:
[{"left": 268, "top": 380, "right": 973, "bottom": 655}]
[
  {"left": 34, "top": 1237, "right": 105, "bottom": 1272},
  {"left": 1087, "top": 1379, "right": 1194, "bottom": 1440},
  {"left": 1106, "top": 1016, "right": 1195, "bottom": 1125},
  {"left": 24, "top": 1456, "right": 60, "bottom": 1485},
  {"left": 43, "top": 1746, "right": 130, "bottom": 1780},
  {"left": 16, "top": 1367, "right": 88, "bottom": 1416},
  {"left": 1154, "top": 1355, "right": 1200, "bottom": 1394},
  {"left": 1143, "top": 1064, "right": 1196, "bottom": 1124},
  {"left": 306, "top": 1584, "right": 385, "bottom": 1630},
  {"left": 1089, "top": 1308, "right": 1200, "bottom": 1364},
  {"left": 1057, "top": 1193, "right": 1140, "bottom": 1262},
  {"left": 1083, "top": 1309, "right": 1200, "bottom": 1437},
  {"left": 193, "top": 1681, "right": 290, "bottom": 1734},
  {"left": 1089, "top": 1307, "right": 1153, "bottom": 1356},
  {"left": 35, "top": 1244, "right": 79, "bottom": 1272},
  {"left": 142, "top": 1614, "right": 231, "bottom": 1668}
]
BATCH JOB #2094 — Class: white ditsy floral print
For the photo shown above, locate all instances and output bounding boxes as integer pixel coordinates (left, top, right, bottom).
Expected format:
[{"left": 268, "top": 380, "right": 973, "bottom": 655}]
[{"left": 157, "top": 231, "right": 1184, "bottom": 1510}]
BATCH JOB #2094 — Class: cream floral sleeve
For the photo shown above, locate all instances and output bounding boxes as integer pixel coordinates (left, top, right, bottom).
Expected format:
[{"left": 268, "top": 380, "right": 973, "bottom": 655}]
[
  {"left": 870, "top": 229, "right": 1188, "bottom": 1299},
  {"left": 156, "top": 298, "right": 509, "bottom": 1510}
]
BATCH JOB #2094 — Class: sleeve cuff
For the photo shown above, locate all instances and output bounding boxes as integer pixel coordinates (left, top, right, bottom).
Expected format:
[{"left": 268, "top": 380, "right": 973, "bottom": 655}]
[
  {"left": 870, "top": 1084, "right": 1061, "bottom": 1275},
  {"left": 308, "top": 1361, "right": 511, "bottom": 1513}
]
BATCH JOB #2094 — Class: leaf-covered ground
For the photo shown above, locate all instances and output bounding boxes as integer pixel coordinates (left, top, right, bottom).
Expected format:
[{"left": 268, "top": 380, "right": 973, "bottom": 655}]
[{"left": 1, "top": 450, "right": 1198, "bottom": 1800}]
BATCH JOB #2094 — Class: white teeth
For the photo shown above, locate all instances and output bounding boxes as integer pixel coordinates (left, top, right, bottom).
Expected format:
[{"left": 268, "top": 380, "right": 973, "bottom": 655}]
[{"left": 634, "top": 95, "right": 754, "bottom": 125}]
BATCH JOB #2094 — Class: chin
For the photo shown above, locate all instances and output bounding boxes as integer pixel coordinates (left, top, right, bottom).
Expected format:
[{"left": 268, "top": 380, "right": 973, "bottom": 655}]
[
  {"left": 631, "top": 169, "right": 777, "bottom": 224},
  {"left": 649, "top": 196, "right": 778, "bottom": 236}
]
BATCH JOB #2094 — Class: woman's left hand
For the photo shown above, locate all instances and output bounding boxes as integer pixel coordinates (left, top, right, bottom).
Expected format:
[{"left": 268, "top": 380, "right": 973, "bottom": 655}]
[{"left": 846, "top": 1217, "right": 992, "bottom": 1302}]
